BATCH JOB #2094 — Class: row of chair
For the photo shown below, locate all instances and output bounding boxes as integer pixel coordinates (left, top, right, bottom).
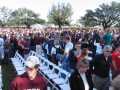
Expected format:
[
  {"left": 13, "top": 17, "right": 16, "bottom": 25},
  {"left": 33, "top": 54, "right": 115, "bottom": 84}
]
[
  {"left": 11, "top": 52, "right": 25, "bottom": 75},
  {"left": 29, "top": 51, "right": 71, "bottom": 90}
]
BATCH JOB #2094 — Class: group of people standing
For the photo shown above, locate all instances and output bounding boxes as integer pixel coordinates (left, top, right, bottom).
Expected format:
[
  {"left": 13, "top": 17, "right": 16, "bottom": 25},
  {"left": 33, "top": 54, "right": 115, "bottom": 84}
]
[{"left": 0, "top": 27, "right": 120, "bottom": 90}]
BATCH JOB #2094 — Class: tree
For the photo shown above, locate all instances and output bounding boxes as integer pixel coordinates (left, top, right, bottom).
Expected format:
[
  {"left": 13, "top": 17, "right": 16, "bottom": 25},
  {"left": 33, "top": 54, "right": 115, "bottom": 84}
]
[
  {"left": 10, "top": 8, "right": 40, "bottom": 28},
  {"left": 80, "top": 10, "right": 98, "bottom": 27},
  {"left": 48, "top": 3, "right": 73, "bottom": 28},
  {"left": 0, "top": 7, "right": 12, "bottom": 26},
  {"left": 80, "top": 2, "right": 120, "bottom": 29},
  {"left": 34, "top": 18, "right": 46, "bottom": 24}
]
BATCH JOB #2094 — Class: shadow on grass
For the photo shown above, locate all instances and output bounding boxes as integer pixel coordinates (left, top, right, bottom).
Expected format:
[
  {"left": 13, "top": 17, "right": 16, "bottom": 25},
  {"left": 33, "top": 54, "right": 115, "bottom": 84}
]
[{"left": 1, "top": 59, "right": 16, "bottom": 90}]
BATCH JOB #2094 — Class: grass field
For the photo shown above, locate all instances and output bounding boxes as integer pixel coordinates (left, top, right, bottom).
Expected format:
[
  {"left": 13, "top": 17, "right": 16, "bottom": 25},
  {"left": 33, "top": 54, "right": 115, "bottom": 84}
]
[{"left": 1, "top": 59, "right": 16, "bottom": 90}]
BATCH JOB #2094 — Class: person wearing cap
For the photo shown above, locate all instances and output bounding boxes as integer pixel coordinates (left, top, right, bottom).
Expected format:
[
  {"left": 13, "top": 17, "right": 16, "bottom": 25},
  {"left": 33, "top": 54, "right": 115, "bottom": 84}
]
[
  {"left": 9, "top": 56, "right": 47, "bottom": 90},
  {"left": 90, "top": 45, "right": 113, "bottom": 90},
  {"left": 69, "top": 58, "right": 93, "bottom": 90}
]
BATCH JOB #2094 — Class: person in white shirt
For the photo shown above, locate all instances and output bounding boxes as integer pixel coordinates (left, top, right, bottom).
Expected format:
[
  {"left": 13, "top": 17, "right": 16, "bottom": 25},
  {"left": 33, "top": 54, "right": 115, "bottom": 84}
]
[{"left": 62, "top": 35, "right": 73, "bottom": 72}]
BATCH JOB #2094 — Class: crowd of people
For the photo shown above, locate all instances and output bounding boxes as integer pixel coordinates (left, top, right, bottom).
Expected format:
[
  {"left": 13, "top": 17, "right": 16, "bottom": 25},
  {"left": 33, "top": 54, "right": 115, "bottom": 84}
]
[{"left": 0, "top": 27, "right": 120, "bottom": 90}]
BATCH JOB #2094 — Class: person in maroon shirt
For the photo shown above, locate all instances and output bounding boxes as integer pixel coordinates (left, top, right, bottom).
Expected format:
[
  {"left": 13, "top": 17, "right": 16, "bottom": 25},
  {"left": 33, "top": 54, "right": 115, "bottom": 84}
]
[{"left": 9, "top": 56, "right": 47, "bottom": 90}]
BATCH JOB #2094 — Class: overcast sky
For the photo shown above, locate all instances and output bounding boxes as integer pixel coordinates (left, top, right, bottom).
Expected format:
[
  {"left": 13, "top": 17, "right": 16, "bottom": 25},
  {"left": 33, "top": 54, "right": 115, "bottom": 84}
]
[{"left": 0, "top": 0, "right": 120, "bottom": 23}]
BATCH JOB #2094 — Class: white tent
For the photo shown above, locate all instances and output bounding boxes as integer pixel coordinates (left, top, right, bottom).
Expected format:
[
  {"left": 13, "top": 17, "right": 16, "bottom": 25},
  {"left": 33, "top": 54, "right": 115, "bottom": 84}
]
[{"left": 31, "top": 24, "right": 46, "bottom": 30}]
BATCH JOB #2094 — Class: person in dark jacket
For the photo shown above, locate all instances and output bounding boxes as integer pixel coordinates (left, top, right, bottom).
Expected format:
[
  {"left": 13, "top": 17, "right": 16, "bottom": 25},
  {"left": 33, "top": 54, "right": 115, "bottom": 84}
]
[
  {"left": 69, "top": 57, "right": 93, "bottom": 90},
  {"left": 90, "top": 45, "right": 113, "bottom": 90}
]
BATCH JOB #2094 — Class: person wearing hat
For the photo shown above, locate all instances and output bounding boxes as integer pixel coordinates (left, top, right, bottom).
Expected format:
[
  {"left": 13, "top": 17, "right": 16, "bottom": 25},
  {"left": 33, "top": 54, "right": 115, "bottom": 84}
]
[
  {"left": 69, "top": 57, "right": 93, "bottom": 90},
  {"left": 9, "top": 56, "right": 47, "bottom": 90}
]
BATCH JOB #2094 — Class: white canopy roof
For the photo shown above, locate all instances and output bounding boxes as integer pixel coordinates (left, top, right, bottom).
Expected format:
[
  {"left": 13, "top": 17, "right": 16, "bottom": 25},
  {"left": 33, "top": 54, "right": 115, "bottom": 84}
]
[{"left": 31, "top": 24, "right": 46, "bottom": 30}]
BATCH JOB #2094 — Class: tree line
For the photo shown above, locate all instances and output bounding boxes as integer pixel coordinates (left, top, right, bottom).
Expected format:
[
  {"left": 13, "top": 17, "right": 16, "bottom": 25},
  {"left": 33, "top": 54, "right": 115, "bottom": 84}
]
[{"left": 0, "top": 1, "right": 120, "bottom": 29}]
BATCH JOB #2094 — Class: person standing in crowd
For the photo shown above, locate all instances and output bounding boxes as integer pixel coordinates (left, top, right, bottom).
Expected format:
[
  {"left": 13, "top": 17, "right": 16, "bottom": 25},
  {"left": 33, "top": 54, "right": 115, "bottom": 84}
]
[
  {"left": 46, "top": 38, "right": 54, "bottom": 61},
  {"left": 30, "top": 33, "right": 36, "bottom": 51},
  {"left": 90, "top": 45, "right": 113, "bottom": 90},
  {"left": 10, "top": 34, "right": 18, "bottom": 57},
  {"left": 62, "top": 35, "right": 73, "bottom": 72},
  {"left": 23, "top": 36, "right": 31, "bottom": 59},
  {"left": 92, "top": 30, "right": 101, "bottom": 43},
  {"left": 17, "top": 36, "right": 30, "bottom": 58},
  {"left": 76, "top": 48, "right": 89, "bottom": 62},
  {"left": 74, "top": 42, "right": 81, "bottom": 59},
  {"left": 103, "top": 29, "right": 112, "bottom": 45},
  {"left": 112, "top": 45, "right": 120, "bottom": 77},
  {"left": 4, "top": 36, "right": 11, "bottom": 63},
  {"left": 69, "top": 42, "right": 81, "bottom": 70},
  {"left": 17, "top": 36, "right": 25, "bottom": 57},
  {"left": 9, "top": 56, "right": 47, "bottom": 90},
  {"left": 0, "top": 36, "right": 4, "bottom": 63},
  {"left": 69, "top": 57, "right": 93, "bottom": 90}
]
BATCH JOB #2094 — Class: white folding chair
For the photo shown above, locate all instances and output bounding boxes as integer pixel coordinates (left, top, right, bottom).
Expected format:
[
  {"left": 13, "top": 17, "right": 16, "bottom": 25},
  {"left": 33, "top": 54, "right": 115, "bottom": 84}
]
[
  {"left": 59, "top": 84, "right": 70, "bottom": 90},
  {"left": 32, "top": 50, "right": 71, "bottom": 90},
  {"left": 46, "top": 65, "right": 59, "bottom": 79},
  {"left": 29, "top": 51, "right": 36, "bottom": 56},
  {"left": 41, "top": 60, "right": 53, "bottom": 75},
  {"left": 11, "top": 52, "right": 25, "bottom": 75},
  {"left": 53, "top": 76, "right": 69, "bottom": 85}
]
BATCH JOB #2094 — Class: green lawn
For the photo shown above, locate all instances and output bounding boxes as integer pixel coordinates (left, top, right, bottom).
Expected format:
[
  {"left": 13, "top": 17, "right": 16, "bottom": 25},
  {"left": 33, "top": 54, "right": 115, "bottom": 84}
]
[{"left": 1, "top": 59, "right": 16, "bottom": 90}]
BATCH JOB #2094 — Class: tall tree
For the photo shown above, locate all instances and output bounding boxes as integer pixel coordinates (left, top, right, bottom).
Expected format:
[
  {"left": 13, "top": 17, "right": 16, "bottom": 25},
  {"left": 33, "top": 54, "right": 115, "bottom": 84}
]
[
  {"left": 80, "top": 2, "right": 120, "bottom": 29},
  {"left": 0, "top": 7, "right": 12, "bottom": 26},
  {"left": 48, "top": 3, "right": 73, "bottom": 28},
  {"left": 10, "top": 8, "right": 40, "bottom": 28},
  {"left": 80, "top": 10, "right": 98, "bottom": 27}
]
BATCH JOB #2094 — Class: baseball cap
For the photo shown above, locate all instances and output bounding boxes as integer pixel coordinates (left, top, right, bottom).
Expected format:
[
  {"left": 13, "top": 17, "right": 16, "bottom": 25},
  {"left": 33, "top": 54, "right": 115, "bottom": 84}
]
[{"left": 25, "top": 56, "right": 40, "bottom": 68}]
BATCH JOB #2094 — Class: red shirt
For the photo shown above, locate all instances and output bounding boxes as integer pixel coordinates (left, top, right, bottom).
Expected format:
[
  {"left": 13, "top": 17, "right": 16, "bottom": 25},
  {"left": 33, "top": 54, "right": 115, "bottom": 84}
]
[
  {"left": 9, "top": 73, "right": 47, "bottom": 90},
  {"left": 112, "top": 52, "right": 120, "bottom": 71}
]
